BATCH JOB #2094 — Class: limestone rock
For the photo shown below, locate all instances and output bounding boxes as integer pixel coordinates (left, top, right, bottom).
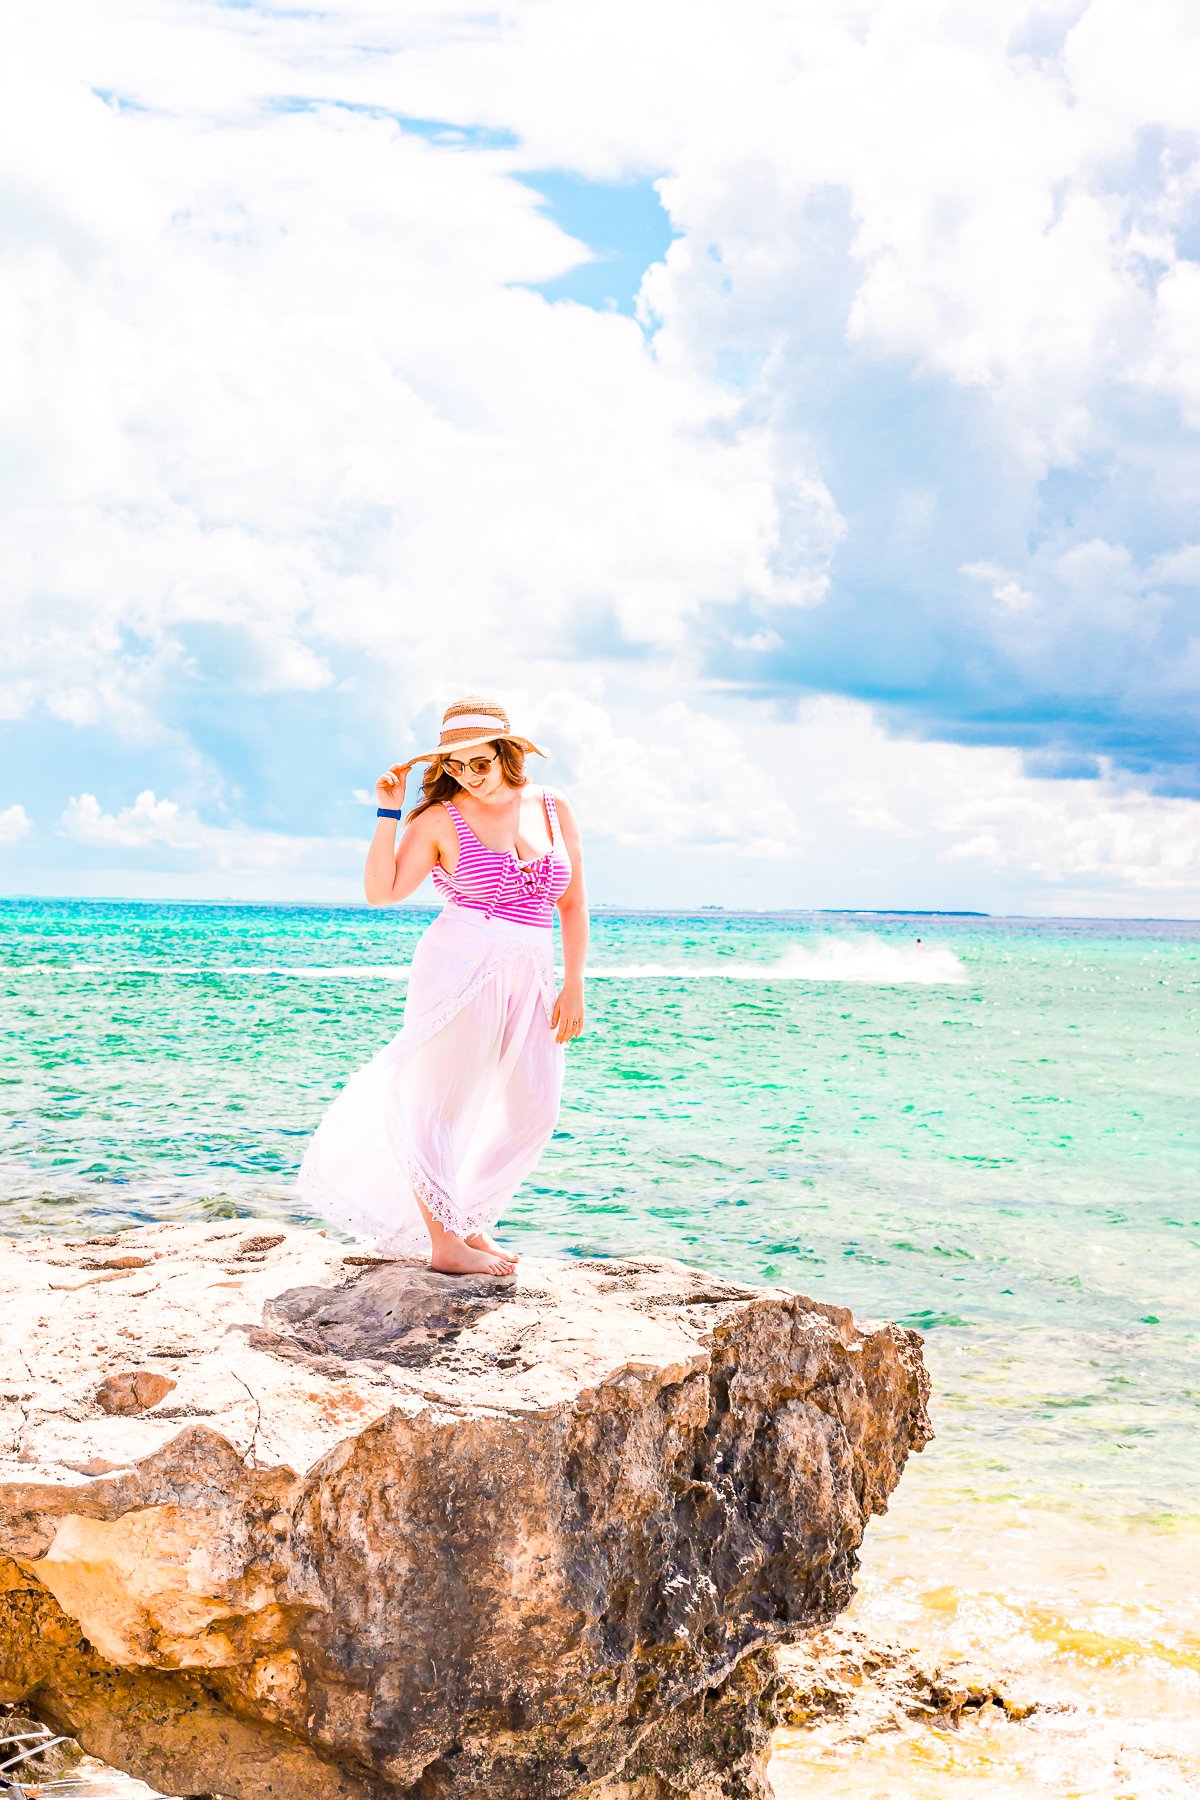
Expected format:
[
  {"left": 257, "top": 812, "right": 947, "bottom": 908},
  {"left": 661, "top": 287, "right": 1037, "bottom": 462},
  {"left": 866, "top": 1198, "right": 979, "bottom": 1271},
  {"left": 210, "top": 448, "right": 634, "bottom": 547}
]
[
  {"left": 776, "top": 1622, "right": 1044, "bottom": 1737},
  {"left": 0, "top": 1221, "right": 931, "bottom": 1798},
  {"left": 94, "top": 1371, "right": 178, "bottom": 1415}
]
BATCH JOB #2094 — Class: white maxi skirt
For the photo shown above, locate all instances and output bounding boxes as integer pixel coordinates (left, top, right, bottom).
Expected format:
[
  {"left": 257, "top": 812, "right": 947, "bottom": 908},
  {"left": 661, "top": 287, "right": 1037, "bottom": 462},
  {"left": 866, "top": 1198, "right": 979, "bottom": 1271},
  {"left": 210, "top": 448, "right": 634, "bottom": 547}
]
[{"left": 298, "top": 906, "right": 564, "bottom": 1256}]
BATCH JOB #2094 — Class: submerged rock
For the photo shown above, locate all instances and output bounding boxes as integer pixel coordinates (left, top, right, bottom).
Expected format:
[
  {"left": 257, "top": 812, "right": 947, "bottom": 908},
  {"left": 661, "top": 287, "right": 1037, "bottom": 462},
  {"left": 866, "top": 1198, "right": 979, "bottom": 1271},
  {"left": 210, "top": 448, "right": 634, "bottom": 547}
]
[
  {"left": 0, "top": 1222, "right": 931, "bottom": 1798},
  {"left": 776, "top": 1621, "right": 1044, "bottom": 1736}
]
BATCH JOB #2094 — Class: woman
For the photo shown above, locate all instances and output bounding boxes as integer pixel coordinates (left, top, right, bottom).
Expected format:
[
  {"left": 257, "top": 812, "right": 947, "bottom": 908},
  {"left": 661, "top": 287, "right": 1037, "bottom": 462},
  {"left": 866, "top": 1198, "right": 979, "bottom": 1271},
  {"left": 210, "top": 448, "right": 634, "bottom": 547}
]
[{"left": 298, "top": 697, "right": 587, "bottom": 1277}]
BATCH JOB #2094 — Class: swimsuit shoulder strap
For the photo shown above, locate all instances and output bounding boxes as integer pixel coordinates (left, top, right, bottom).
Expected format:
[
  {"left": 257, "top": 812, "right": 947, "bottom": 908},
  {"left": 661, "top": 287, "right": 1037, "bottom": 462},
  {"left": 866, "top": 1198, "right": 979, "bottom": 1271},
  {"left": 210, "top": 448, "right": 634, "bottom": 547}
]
[
  {"left": 441, "top": 798, "right": 468, "bottom": 845},
  {"left": 542, "top": 788, "right": 559, "bottom": 842}
]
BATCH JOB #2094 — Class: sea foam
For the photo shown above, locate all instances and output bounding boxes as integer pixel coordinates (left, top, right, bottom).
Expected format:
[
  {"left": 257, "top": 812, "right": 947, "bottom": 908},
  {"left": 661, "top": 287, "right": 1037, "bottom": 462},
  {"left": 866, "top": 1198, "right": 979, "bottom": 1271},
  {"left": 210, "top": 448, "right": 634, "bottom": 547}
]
[
  {"left": 36, "top": 937, "right": 965, "bottom": 987},
  {"left": 588, "top": 937, "right": 966, "bottom": 985}
]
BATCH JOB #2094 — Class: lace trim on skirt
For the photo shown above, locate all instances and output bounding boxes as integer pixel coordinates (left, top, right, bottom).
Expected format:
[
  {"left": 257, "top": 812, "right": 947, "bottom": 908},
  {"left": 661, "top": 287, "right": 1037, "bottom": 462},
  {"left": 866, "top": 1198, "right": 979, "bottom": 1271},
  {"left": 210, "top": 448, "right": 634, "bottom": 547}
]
[{"left": 395, "top": 1140, "right": 510, "bottom": 1240}]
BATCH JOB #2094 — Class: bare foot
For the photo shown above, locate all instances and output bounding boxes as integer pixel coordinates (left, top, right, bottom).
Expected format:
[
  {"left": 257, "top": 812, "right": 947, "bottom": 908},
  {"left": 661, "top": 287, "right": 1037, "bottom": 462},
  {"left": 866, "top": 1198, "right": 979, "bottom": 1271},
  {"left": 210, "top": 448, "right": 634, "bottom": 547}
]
[
  {"left": 429, "top": 1235, "right": 516, "bottom": 1278},
  {"left": 466, "top": 1230, "right": 520, "bottom": 1262}
]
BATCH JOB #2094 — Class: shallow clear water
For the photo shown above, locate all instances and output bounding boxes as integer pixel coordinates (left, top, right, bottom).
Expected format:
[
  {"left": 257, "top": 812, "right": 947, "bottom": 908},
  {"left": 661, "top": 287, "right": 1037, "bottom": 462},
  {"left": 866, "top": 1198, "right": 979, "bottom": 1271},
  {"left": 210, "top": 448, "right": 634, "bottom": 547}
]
[{"left": 3, "top": 898, "right": 1198, "bottom": 1793}]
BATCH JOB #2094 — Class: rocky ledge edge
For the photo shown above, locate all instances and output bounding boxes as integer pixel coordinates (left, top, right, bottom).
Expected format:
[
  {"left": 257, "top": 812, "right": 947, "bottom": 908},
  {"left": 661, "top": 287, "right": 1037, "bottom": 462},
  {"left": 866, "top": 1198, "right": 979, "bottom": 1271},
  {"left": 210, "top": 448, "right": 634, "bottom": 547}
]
[{"left": 0, "top": 1221, "right": 931, "bottom": 1799}]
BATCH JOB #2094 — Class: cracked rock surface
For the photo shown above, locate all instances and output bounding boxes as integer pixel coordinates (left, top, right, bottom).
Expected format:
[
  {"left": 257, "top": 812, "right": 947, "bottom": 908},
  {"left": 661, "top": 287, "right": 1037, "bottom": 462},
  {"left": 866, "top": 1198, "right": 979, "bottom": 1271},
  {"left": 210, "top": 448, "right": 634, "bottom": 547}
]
[{"left": 0, "top": 1221, "right": 931, "bottom": 1799}]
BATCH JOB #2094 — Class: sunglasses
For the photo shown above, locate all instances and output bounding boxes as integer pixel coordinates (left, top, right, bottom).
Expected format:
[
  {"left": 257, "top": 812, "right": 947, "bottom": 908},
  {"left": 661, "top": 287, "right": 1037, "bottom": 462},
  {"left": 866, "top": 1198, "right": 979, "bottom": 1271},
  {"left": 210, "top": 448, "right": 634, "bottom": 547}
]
[{"left": 441, "top": 751, "right": 498, "bottom": 779}]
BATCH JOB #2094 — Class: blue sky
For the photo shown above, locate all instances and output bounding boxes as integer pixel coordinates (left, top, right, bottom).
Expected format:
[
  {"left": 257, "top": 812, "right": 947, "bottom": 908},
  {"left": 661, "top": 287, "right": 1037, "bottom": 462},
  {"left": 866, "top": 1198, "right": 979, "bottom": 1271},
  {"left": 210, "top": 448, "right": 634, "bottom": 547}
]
[
  {"left": 2, "top": 0, "right": 1198, "bottom": 913},
  {"left": 516, "top": 174, "right": 676, "bottom": 313}
]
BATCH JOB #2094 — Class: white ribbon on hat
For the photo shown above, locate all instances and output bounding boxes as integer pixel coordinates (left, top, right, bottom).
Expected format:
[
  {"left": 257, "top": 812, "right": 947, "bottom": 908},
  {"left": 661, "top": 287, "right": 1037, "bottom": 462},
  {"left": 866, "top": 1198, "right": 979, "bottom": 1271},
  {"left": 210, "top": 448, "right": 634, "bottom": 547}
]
[{"left": 442, "top": 711, "right": 507, "bottom": 733}]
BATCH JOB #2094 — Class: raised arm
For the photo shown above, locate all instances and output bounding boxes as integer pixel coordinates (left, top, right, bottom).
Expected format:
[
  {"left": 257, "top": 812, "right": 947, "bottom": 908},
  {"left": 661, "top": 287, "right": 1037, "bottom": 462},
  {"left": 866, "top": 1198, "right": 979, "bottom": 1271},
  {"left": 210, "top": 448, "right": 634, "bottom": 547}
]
[{"left": 365, "top": 763, "right": 442, "bottom": 906}]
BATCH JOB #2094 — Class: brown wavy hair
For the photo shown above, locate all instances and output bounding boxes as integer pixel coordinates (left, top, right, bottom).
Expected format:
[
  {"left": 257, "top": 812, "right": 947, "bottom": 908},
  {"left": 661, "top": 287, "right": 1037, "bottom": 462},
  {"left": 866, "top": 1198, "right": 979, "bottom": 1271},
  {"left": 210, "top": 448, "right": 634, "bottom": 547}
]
[{"left": 406, "top": 739, "right": 533, "bottom": 823}]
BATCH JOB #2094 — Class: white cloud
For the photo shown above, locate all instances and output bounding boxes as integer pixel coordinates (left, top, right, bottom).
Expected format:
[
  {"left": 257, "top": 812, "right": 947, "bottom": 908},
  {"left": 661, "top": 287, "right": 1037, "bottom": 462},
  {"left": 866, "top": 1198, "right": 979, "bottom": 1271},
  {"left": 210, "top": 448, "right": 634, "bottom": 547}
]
[
  {"left": 532, "top": 688, "right": 811, "bottom": 858},
  {"left": 958, "top": 537, "right": 1187, "bottom": 719},
  {"left": 961, "top": 562, "right": 1037, "bottom": 613},
  {"left": 3, "top": 0, "right": 1198, "bottom": 913},
  {"left": 1149, "top": 544, "right": 1200, "bottom": 586},
  {"left": 938, "top": 768, "right": 1200, "bottom": 893},
  {"left": 21, "top": 0, "right": 1193, "bottom": 719},
  {"left": 61, "top": 790, "right": 199, "bottom": 851},
  {"left": 16, "top": 1, "right": 1200, "bottom": 481},
  {"left": 0, "top": 682, "right": 36, "bottom": 722},
  {"left": 0, "top": 804, "right": 32, "bottom": 844},
  {"left": 798, "top": 699, "right": 1200, "bottom": 905},
  {"left": 35, "top": 692, "right": 1200, "bottom": 914},
  {"left": 1137, "top": 259, "right": 1200, "bottom": 429},
  {"left": 529, "top": 684, "right": 1200, "bottom": 911},
  {"left": 0, "top": 16, "right": 842, "bottom": 760},
  {"left": 596, "top": 0, "right": 1200, "bottom": 470},
  {"left": 59, "top": 790, "right": 357, "bottom": 872}
]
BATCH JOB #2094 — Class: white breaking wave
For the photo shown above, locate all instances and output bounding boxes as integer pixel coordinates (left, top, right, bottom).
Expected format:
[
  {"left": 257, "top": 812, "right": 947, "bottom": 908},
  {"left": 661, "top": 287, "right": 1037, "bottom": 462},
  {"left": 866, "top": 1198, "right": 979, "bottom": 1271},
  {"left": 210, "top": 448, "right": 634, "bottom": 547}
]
[
  {"left": 29, "top": 962, "right": 413, "bottom": 980},
  {"left": 587, "top": 938, "right": 966, "bottom": 985},
  {"left": 33, "top": 937, "right": 966, "bottom": 986}
]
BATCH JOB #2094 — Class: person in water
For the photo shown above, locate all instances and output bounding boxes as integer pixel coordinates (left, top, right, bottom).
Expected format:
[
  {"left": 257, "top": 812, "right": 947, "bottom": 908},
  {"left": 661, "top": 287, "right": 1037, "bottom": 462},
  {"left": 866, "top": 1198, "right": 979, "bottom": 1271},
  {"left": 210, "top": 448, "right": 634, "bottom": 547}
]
[{"left": 298, "top": 696, "right": 587, "bottom": 1277}]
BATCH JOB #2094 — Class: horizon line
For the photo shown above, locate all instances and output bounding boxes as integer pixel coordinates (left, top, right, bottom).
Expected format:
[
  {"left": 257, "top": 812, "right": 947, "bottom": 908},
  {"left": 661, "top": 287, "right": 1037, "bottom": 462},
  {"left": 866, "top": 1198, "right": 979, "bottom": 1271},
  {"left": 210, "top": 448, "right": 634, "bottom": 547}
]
[{"left": 3, "top": 894, "right": 1199, "bottom": 925}]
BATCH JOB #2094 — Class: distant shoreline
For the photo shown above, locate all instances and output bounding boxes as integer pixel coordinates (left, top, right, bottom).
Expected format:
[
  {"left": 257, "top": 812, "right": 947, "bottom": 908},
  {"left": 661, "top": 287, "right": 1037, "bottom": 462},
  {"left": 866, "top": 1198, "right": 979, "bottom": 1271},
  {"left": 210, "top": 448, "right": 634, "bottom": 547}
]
[
  {"left": 2, "top": 894, "right": 987, "bottom": 917},
  {"left": 4, "top": 895, "right": 1200, "bottom": 925}
]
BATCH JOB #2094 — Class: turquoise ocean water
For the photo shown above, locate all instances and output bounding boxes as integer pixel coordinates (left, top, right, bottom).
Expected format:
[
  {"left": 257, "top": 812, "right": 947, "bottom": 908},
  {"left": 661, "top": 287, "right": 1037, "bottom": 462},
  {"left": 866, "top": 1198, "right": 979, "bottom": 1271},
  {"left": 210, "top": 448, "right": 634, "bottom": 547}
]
[
  {"left": 2, "top": 898, "right": 1196, "bottom": 1523},
  {"left": 3, "top": 898, "right": 1199, "bottom": 1794}
]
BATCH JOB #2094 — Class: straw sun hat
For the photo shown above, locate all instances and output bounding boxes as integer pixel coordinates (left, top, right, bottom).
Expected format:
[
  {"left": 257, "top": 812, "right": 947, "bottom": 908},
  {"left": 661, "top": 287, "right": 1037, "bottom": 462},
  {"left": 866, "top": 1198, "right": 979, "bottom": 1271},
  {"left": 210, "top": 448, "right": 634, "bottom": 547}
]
[{"left": 404, "top": 697, "right": 547, "bottom": 768}]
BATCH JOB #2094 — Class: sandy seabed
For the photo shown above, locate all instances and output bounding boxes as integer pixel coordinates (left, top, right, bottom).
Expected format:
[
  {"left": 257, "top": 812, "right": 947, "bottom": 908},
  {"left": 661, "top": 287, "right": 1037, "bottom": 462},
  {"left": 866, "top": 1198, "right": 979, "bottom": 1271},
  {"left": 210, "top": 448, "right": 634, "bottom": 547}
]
[{"left": 772, "top": 1483, "right": 1200, "bottom": 1800}]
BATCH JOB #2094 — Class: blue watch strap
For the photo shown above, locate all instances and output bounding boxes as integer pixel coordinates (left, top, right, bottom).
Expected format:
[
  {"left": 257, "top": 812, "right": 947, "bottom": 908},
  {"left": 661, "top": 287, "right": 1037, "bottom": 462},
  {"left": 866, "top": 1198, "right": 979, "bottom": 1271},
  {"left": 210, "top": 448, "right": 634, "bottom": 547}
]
[{"left": 377, "top": 807, "right": 404, "bottom": 820}]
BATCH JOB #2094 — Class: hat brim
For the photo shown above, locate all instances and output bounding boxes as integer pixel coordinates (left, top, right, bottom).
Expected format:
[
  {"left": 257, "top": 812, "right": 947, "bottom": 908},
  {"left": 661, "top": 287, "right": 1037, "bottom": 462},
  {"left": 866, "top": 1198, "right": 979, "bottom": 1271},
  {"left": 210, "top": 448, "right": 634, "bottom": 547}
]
[{"left": 410, "top": 733, "right": 548, "bottom": 763}]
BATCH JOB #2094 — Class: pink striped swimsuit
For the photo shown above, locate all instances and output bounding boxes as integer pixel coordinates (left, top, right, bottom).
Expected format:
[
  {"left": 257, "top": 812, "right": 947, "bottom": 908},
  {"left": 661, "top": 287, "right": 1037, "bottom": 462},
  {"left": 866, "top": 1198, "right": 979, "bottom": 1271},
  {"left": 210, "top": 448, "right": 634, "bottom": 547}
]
[{"left": 432, "top": 789, "right": 572, "bottom": 928}]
